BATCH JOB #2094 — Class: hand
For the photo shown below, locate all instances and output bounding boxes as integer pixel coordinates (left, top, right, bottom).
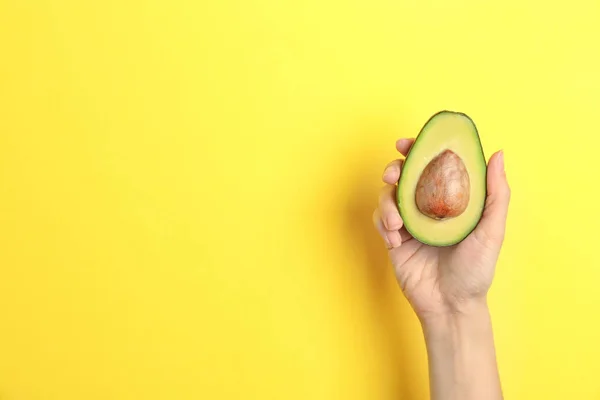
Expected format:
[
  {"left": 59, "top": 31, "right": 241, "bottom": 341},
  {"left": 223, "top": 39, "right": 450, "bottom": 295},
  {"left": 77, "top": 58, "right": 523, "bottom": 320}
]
[{"left": 373, "top": 138, "right": 511, "bottom": 322}]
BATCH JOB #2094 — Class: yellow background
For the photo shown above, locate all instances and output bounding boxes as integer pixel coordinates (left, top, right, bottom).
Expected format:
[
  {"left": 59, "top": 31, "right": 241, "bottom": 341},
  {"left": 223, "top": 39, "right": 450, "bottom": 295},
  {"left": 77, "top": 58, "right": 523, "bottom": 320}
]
[{"left": 1, "top": 0, "right": 599, "bottom": 399}]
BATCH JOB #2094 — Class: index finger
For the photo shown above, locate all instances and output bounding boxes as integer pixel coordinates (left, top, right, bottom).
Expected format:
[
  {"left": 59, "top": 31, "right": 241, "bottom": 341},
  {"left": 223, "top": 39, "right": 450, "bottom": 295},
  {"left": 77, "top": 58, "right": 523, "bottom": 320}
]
[{"left": 395, "top": 138, "right": 415, "bottom": 156}]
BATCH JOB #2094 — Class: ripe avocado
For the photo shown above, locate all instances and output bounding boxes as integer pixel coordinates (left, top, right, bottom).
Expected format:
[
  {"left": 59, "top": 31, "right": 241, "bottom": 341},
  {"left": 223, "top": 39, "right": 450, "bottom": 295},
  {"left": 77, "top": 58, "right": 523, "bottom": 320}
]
[{"left": 397, "top": 111, "right": 487, "bottom": 247}]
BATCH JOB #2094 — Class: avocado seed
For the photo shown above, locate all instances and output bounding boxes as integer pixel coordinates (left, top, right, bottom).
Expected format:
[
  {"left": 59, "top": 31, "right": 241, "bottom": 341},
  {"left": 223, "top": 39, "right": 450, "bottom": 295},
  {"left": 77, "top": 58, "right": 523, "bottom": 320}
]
[{"left": 415, "top": 150, "right": 470, "bottom": 220}]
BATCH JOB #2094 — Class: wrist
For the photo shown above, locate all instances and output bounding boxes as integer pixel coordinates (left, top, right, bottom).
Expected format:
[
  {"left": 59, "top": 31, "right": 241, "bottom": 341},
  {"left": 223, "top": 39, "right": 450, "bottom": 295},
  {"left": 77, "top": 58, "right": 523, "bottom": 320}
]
[
  {"left": 420, "top": 299, "right": 502, "bottom": 400},
  {"left": 418, "top": 296, "right": 490, "bottom": 331}
]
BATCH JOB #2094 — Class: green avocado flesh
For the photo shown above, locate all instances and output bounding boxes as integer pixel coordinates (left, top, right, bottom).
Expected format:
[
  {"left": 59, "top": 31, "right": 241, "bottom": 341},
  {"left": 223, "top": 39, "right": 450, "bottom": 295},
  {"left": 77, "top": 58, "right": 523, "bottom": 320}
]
[{"left": 397, "top": 111, "right": 487, "bottom": 247}]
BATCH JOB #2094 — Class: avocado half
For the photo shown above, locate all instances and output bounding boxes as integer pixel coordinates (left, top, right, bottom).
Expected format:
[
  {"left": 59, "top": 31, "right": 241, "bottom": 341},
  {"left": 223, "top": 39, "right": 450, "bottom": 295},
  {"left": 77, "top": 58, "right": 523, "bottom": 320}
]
[{"left": 397, "top": 111, "right": 487, "bottom": 247}]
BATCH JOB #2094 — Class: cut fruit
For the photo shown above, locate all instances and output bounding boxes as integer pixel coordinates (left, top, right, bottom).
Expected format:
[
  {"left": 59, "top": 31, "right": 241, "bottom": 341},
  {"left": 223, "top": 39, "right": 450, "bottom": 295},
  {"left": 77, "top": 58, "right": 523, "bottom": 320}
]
[{"left": 397, "top": 111, "right": 487, "bottom": 247}]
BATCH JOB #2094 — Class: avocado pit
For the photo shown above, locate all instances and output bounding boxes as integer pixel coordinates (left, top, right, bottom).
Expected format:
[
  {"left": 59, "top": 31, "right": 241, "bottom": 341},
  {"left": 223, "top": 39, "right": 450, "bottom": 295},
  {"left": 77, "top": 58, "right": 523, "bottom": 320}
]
[{"left": 415, "top": 149, "right": 470, "bottom": 220}]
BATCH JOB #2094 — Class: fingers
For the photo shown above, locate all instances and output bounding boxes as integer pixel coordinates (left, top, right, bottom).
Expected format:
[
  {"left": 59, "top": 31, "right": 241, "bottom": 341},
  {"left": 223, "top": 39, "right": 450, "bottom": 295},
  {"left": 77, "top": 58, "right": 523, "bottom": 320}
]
[
  {"left": 373, "top": 184, "right": 414, "bottom": 249},
  {"left": 379, "top": 184, "right": 403, "bottom": 231},
  {"left": 382, "top": 159, "right": 402, "bottom": 185},
  {"left": 373, "top": 208, "right": 413, "bottom": 250},
  {"left": 373, "top": 209, "right": 402, "bottom": 249},
  {"left": 474, "top": 151, "right": 511, "bottom": 244},
  {"left": 395, "top": 138, "right": 415, "bottom": 156},
  {"left": 398, "top": 227, "right": 413, "bottom": 243},
  {"left": 374, "top": 184, "right": 403, "bottom": 249},
  {"left": 373, "top": 138, "right": 417, "bottom": 250},
  {"left": 383, "top": 138, "right": 414, "bottom": 184}
]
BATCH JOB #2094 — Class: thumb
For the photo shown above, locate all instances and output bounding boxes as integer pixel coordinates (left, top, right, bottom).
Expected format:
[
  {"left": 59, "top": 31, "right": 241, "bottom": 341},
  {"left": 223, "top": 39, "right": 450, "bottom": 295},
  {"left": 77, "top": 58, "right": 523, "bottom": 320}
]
[{"left": 475, "top": 151, "right": 511, "bottom": 244}]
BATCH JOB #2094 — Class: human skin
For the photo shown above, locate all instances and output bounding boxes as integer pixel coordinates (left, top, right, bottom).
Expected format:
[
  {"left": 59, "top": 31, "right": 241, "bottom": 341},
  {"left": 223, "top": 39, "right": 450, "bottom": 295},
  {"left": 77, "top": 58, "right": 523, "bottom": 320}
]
[{"left": 372, "top": 138, "right": 510, "bottom": 400}]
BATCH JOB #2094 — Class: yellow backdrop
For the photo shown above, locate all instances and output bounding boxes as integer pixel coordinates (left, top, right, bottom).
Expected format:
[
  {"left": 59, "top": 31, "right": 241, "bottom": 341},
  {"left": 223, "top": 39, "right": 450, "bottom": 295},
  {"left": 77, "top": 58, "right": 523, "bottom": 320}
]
[{"left": 1, "top": 1, "right": 599, "bottom": 399}]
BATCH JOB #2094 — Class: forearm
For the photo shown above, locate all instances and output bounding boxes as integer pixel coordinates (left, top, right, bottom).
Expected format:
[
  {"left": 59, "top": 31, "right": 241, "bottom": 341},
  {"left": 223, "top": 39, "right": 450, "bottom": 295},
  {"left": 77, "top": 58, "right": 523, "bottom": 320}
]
[{"left": 421, "top": 301, "right": 503, "bottom": 400}]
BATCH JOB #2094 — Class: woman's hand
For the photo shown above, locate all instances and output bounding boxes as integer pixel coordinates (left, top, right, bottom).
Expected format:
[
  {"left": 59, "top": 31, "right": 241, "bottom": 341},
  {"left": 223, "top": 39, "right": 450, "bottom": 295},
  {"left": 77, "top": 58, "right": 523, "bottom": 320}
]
[
  {"left": 373, "top": 138, "right": 509, "bottom": 400},
  {"left": 373, "top": 138, "right": 511, "bottom": 322}
]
